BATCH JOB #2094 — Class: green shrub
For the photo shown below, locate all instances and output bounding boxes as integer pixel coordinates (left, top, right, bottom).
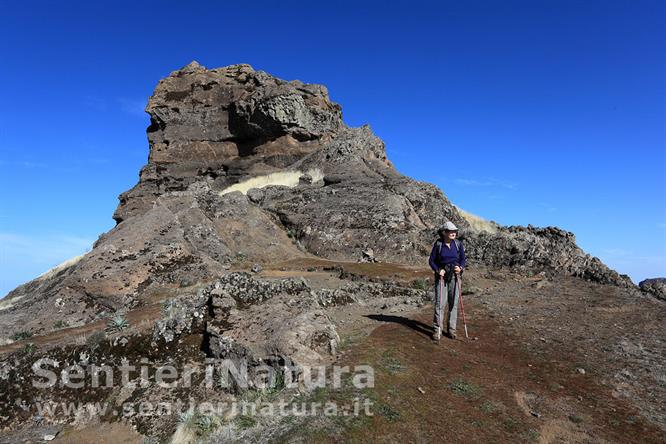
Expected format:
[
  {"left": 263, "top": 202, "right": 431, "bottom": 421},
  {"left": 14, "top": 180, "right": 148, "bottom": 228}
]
[
  {"left": 376, "top": 403, "right": 400, "bottom": 422},
  {"left": 266, "top": 368, "right": 286, "bottom": 395},
  {"left": 480, "top": 401, "right": 497, "bottom": 413},
  {"left": 178, "top": 410, "right": 220, "bottom": 436},
  {"left": 568, "top": 414, "right": 583, "bottom": 424},
  {"left": 380, "top": 350, "right": 406, "bottom": 374},
  {"left": 86, "top": 331, "right": 106, "bottom": 347},
  {"left": 235, "top": 415, "right": 256, "bottom": 429},
  {"left": 504, "top": 416, "right": 519, "bottom": 431},
  {"left": 53, "top": 320, "right": 68, "bottom": 329},
  {"left": 449, "top": 378, "right": 481, "bottom": 398},
  {"left": 11, "top": 331, "right": 33, "bottom": 341},
  {"left": 105, "top": 314, "right": 130, "bottom": 333},
  {"left": 411, "top": 279, "right": 428, "bottom": 290}
]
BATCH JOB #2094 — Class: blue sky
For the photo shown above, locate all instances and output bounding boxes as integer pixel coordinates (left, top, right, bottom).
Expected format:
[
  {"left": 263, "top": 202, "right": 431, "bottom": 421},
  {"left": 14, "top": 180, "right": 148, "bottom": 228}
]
[{"left": 1, "top": 0, "right": 664, "bottom": 296}]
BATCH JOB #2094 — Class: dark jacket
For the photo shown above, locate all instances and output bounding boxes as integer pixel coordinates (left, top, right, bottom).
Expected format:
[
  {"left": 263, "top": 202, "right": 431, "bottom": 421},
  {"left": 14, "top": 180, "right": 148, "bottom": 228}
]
[{"left": 428, "top": 238, "right": 466, "bottom": 274}]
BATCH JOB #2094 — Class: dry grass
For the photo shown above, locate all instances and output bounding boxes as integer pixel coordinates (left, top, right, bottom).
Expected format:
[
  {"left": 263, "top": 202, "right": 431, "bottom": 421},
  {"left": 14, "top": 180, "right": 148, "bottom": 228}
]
[
  {"left": 170, "top": 423, "right": 198, "bottom": 444},
  {"left": 456, "top": 206, "right": 499, "bottom": 234},
  {"left": 220, "top": 168, "right": 323, "bottom": 196},
  {"left": 0, "top": 295, "right": 24, "bottom": 311},
  {"left": 37, "top": 254, "right": 86, "bottom": 281}
]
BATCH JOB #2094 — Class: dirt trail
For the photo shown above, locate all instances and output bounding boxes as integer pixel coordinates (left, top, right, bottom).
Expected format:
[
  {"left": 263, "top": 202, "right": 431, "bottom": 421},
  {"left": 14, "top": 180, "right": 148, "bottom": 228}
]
[{"left": 308, "top": 303, "right": 665, "bottom": 443}]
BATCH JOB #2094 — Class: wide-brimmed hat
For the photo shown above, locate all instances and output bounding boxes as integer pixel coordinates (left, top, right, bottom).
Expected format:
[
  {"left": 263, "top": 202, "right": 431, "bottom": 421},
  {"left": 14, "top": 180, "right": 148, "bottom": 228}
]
[{"left": 438, "top": 221, "right": 458, "bottom": 234}]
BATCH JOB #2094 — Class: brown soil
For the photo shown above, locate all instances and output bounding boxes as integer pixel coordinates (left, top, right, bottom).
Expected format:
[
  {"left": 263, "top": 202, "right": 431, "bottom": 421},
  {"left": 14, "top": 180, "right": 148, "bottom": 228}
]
[
  {"left": 54, "top": 422, "right": 143, "bottom": 443},
  {"left": 278, "top": 269, "right": 666, "bottom": 444},
  {"left": 327, "top": 308, "right": 664, "bottom": 443}
]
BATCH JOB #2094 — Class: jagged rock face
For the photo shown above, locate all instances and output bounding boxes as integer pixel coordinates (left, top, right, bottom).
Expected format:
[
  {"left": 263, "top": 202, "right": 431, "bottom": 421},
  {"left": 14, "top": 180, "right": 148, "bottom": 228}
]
[
  {"left": 113, "top": 62, "right": 345, "bottom": 223},
  {"left": 0, "top": 61, "right": 632, "bottom": 339},
  {"left": 111, "top": 61, "right": 465, "bottom": 263},
  {"left": 466, "top": 226, "right": 631, "bottom": 286},
  {"left": 639, "top": 278, "right": 666, "bottom": 301},
  {"left": 112, "top": 61, "right": 360, "bottom": 224}
]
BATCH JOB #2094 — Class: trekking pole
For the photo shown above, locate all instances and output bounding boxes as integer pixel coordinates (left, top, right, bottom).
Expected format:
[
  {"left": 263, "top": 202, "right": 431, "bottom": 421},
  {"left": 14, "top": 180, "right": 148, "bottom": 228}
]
[
  {"left": 438, "top": 275, "right": 444, "bottom": 333},
  {"left": 456, "top": 273, "right": 469, "bottom": 338}
]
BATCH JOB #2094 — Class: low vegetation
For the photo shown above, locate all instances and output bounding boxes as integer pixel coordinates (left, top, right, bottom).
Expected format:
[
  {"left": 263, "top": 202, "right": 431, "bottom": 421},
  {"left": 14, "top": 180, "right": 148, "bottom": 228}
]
[
  {"left": 11, "top": 331, "right": 33, "bottom": 341},
  {"left": 105, "top": 314, "right": 130, "bottom": 333}
]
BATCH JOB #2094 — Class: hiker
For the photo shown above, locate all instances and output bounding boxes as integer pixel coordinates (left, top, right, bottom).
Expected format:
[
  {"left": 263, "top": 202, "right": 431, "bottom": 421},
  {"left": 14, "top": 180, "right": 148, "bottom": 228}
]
[{"left": 428, "top": 221, "right": 466, "bottom": 341}]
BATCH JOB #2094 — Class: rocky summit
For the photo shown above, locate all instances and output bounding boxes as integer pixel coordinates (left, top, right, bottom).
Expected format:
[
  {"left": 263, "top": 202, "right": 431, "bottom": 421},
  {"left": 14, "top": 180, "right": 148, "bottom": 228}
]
[
  {"left": 0, "top": 61, "right": 630, "bottom": 338},
  {"left": 1, "top": 63, "right": 662, "bottom": 443}
]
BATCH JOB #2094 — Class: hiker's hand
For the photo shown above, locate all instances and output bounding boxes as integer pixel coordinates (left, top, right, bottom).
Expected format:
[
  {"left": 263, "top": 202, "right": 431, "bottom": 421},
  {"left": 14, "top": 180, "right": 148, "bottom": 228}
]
[
  {"left": 439, "top": 269, "right": 445, "bottom": 277},
  {"left": 454, "top": 266, "right": 461, "bottom": 274}
]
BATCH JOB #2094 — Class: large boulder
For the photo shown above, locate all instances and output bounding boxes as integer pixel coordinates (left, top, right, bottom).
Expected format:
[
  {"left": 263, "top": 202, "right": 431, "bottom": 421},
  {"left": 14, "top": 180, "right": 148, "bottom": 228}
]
[{"left": 639, "top": 278, "right": 666, "bottom": 301}]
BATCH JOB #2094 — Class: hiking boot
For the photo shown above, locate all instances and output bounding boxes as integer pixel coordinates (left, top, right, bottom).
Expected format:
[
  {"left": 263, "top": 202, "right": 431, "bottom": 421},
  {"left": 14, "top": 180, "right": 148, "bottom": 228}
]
[
  {"left": 447, "top": 330, "right": 457, "bottom": 340},
  {"left": 432, "top": 327, "right": 441, "bottom": 342}
]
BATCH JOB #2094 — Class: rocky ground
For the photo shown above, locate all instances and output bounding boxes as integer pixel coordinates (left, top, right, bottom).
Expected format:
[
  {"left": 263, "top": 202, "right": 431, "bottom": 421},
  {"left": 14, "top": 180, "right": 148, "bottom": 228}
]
[{"left": 0, "top": 262, "right": 664, "bottom": 443}]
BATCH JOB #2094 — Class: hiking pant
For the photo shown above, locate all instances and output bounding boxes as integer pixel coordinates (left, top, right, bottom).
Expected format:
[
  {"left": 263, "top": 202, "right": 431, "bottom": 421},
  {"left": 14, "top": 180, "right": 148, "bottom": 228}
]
[{"left": 433, "top": 274, "right": 459, "bottom": 333}]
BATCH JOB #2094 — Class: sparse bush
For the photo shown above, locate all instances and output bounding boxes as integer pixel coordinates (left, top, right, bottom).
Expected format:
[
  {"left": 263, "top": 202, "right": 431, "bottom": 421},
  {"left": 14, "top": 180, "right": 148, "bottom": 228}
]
[
  {"left": 105, "top": 314, "right": 130, "bottom": 333},
  {"left": 53, "top": 320, "right": 68, "bottom": 329},
  {"left": 504, "top": 416, "right": 519, "bottom": 431},
  {"left": 86, "top": 331, "right": 106, "bottom": 347},
  {"left": 380, "top": 350, "right": 406, "bottom": 374},
  {"left": 178, "top": 410, "right": 220, "bottom": 437},
  {"left": 195, "top": 415, "right": 216, "bottom": 434},
  {"left": 23, "top": 343, "right": 36, "bottom": 354},
  {"left": 235, "top": 415, "right": 256, "bottom": 429},
  {"left": 450, "top": 378, "right": 481, "bottom": 398},
  {"left": 265, "top": 368, "right": 286, "bottom": 395},
  {"left": 11, "top": 331, "right": 33, "bottom": 341},
  {"left": 179, "top": 409, "right": 196, "bottom": 426},
  {"left": 308, "top": 386, "right": 330, "bottom": 404},
  {"left": 480, "top": 401, "right": 497, "bottom": 413},
  {"left": 237, "top": 388, "right": 262, "bottom": 403},
  {"left": 162, "top": 299, "right": 179, "bottom": 318},
  {"left": 526, "top": 428, "right": 540, "bottom": 441},
  {"left": 376, "top": 402, "right": 400, "bottom": 422},
  {"left": 568, "top": 414, "right": 583, "bottom": 424},
  {"left": 411, "top": 279, "right": 427, "bottom": 290}
]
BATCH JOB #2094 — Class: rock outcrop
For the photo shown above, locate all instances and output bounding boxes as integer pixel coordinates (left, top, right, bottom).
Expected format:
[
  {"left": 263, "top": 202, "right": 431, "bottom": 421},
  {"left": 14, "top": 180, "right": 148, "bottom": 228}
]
[
  {"left": 0, "top": 61, "right": 630, "bottom": 341},
  {"left": 465, "top": 225, "right": 630, "bottom": 284},
  {"left": 639, "top": 278, "right": 666, "bottom": 301}
]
